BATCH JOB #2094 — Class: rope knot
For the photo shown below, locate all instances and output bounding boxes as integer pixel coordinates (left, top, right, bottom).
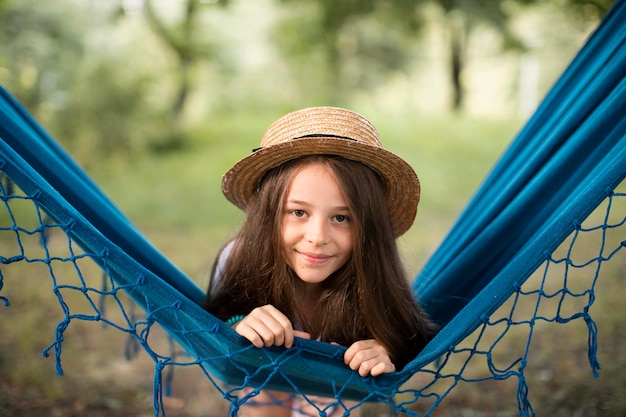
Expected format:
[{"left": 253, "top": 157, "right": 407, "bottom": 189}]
[{"left": 63, "top": 218, "right": 76, "bottom": 231}]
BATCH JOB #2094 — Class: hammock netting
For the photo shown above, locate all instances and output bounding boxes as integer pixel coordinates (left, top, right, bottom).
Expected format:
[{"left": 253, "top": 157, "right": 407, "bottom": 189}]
[{"left": 1, "top": 1, "right": 625, "bottom": 415}]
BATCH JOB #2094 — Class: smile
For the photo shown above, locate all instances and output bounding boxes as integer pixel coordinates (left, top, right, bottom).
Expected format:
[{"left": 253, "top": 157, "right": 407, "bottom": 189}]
[{"left": 298, "top": 251, "right": 332, "bottom": 265}]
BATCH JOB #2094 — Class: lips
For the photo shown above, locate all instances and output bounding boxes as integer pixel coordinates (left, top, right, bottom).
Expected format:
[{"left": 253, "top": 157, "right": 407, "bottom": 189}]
[{"left": 298, "top": 251, "right": 332, "bottom": 265}]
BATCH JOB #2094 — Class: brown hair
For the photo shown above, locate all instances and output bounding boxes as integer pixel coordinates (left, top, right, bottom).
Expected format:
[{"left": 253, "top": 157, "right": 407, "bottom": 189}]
[{"left": 204, "top": 155, "right": 436, "bottom": 369}]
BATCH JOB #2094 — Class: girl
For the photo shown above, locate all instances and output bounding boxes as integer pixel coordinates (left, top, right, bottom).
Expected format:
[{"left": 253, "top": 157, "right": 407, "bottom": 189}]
[{"left": 204, "top": 107, "right": 436, "bottom": 416}]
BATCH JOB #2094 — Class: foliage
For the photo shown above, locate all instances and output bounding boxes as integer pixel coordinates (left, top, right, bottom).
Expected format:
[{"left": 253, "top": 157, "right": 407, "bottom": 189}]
[
  {"left": 127, "top": 0, "right": 231, "bottom": 129},
  {"left": 0, "top": 0, "right": 175, "bottom": 160},
  {"left": 274, "top": 0, "right": 426, "bottom": 103},
  {"left": 428, "top": 0, "right": 545, "bottom": 111},
  {"left": 0, "top": 0, "right": 84, "bottom": 112},
  {"left": 51, "top": 60, "right": 169, "bottom": 166},
  {"left": 565, "top": 0, "right": 616, "bottom": 19},
  {"left": 0, "top": 0, "right": 612, "bottom": 158}
]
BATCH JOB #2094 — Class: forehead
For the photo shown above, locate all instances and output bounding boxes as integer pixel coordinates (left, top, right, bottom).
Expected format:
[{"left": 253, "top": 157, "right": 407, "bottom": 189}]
[{"left": 285, "top": 161, "right": 347, "bottom": 204}]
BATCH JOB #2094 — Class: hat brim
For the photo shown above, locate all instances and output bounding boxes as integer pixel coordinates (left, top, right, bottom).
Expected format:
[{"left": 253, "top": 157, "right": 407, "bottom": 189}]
[{"left": 221, "top": 136, "right": 420, "bottom": 237}]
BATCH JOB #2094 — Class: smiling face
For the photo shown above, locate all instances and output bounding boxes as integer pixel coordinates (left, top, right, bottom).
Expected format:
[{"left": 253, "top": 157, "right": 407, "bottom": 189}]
[{"left": 280, "top": 161, "right": 354, "bottom": 288}]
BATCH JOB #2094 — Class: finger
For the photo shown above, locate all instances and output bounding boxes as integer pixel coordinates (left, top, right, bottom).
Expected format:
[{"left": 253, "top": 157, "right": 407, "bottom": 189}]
[
  {"left": 367, "top": 360, "right": 396, "bottom": 377},
  {"left": 237, "top": 305, "right": 295, "bottom": 348},
  {"left": 235, "top": 313, "right": 281, "bottom": 348},
  {"left": 293, "top": 330, "right": 312, "bottom": 340},
  {"left": 257, "top": 306, "right": 291, "bottom": 347},
  {"left": 234, "top": 321, "right": 267, "bottom": 348},
  {"left": 349, "top": 354, "right": 395, "bottom": 377},
  {"left": 344, "top": 339, "right": 376, "bottom": 364},
  {"left": 253, "top": 306, "right": 291, "bottom": 347},
  {"left": 344, "top": 339, "right": 396, "bottom": 377},
  {"left": 260, "top": 305, "right": 296, "bottom": 347}
]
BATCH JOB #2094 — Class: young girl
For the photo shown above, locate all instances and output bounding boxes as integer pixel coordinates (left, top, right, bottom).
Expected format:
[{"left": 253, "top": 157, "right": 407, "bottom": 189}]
[{"left": 204, "top": 107, "right": 436, "bottom": 416}]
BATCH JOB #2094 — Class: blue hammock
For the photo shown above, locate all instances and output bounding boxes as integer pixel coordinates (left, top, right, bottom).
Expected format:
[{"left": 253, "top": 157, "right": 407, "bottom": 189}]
[{"left": 1, "top": 1, "right": 625, "bottom": 415}]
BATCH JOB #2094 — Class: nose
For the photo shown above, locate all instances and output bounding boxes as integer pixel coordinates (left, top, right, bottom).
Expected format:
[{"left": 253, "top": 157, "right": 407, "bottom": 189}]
[{"left": 305, "top": 217, "right": 329, "bottom": 246}]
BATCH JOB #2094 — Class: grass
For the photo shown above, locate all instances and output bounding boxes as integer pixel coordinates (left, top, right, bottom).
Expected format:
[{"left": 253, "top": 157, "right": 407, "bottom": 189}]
[
  {"left": 1, "top": 111, "right": 625, "bottom": 416},
  {"left": 85, "top": 111, "right": 522, "bottom": 278}
]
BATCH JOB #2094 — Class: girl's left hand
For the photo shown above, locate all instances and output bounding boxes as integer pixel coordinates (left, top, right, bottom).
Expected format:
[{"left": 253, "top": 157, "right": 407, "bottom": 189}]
[{"left": 344, "top": 339, "right": 396, "bottom": 377}]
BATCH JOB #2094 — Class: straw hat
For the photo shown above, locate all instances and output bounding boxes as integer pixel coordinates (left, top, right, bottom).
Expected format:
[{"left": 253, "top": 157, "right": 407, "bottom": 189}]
[{"left": 221, "top": 107, "right": 420, "bottom": 237}]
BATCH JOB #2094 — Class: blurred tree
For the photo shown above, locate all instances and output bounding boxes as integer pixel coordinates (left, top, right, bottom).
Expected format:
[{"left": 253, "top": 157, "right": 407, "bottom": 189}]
[
  {"left": 52, "top": 59, "right": 166, "bottom": 166},
  {"left": 431, "top": 0, "right": 540, "bottom": 112},
  {"left": 274, "top": 0, "right": 542, "bottom": 110},
  {"left": 275, "top": 0, "right": 425, "bottom": 103},
  {"left": 430, "top": 0, "right": 614, "bottom": 111},
  {"left": 119, "top": 0, "right": 231, "bottom": 149},
  {"left": 275, "top": 0, "right": 613, "bottom": 111},
  {"left": 0, "top": 0, "right": 84, "bottom": 115},
  {"left": 0, "top": 1, "right": 180, "bottom": 160},
  {"left": 562, "top": 0, "right": 615, "bottom": 19}
]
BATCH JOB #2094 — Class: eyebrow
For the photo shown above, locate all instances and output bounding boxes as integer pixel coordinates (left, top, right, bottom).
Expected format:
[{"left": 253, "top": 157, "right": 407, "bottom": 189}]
[{"left": 285, "top": 199, "right": 350, "bottom": 212}]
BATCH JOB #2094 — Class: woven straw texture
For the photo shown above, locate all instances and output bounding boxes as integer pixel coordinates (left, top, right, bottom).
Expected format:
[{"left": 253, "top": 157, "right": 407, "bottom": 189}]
[{"left": 222, "top": 107, "right": 420, "bottom": 237}]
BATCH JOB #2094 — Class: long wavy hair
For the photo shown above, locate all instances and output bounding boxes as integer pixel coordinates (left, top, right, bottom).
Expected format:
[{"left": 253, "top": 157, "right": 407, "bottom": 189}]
[{"left": 204, "top": 155, "right": 436, "bottom": 368}]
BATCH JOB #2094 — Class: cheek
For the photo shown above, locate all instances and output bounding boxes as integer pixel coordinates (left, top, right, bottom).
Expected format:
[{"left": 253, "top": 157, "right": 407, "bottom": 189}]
[
  {"left": 279, "top": 226, "right": 293, "bottom": 266},
  {"left": 280, "top": 222, "right": 303, "bottom": 255},
  {"left": 339, "top": 231, "right": 355, "bottom": 256},
  {"left": 280, "top": 221, "right": 293, "bottom": 245}
]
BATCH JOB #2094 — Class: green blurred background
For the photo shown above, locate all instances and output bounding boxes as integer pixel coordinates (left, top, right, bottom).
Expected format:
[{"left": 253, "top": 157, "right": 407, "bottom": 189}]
[{"left": 1, "top": 0, "right": 623, "bottom": 416}]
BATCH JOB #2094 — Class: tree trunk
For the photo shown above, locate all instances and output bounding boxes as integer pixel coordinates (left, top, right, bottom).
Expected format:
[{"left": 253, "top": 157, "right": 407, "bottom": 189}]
[{"left": 448, "top": 10, "right": 466, "bottom": 112}]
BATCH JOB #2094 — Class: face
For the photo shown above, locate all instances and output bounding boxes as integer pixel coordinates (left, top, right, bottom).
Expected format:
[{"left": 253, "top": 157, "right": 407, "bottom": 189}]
[{"left": 281, "top": 161, "right": 354, "bottom": 288}]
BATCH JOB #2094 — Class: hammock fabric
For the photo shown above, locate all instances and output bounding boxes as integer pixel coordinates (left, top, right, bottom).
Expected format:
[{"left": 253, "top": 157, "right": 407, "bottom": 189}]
[{"left": 1, "top": 0, "right": 625, "bottom": 415}]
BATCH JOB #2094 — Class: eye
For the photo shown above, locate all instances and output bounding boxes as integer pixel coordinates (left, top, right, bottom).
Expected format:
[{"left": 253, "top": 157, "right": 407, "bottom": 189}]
[
  {"left": 292, "top": 209, "right": 306, "bottom": 218},
  {"left": 333, "top": 214, "right": 349, "bottom": 223}
]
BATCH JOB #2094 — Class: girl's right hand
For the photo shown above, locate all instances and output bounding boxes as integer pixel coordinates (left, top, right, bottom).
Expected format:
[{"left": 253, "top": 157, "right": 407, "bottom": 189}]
[{"left": 232, "top": 304, "right": 311, "bottom": 348}]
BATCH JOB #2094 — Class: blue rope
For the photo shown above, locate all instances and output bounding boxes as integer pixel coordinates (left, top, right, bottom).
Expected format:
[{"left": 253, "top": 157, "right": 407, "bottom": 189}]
[{"left": 0, "top": 1, "right": 625, "bottom": 411}]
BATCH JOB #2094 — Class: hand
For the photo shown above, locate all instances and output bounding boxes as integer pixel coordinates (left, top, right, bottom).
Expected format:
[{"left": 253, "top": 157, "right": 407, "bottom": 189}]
[
  {"left": 232, "top": 304, "right": 311, "bottom": 348},
  {"left": 344, "top": 339, "right": 396, "bottom": 377}
]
